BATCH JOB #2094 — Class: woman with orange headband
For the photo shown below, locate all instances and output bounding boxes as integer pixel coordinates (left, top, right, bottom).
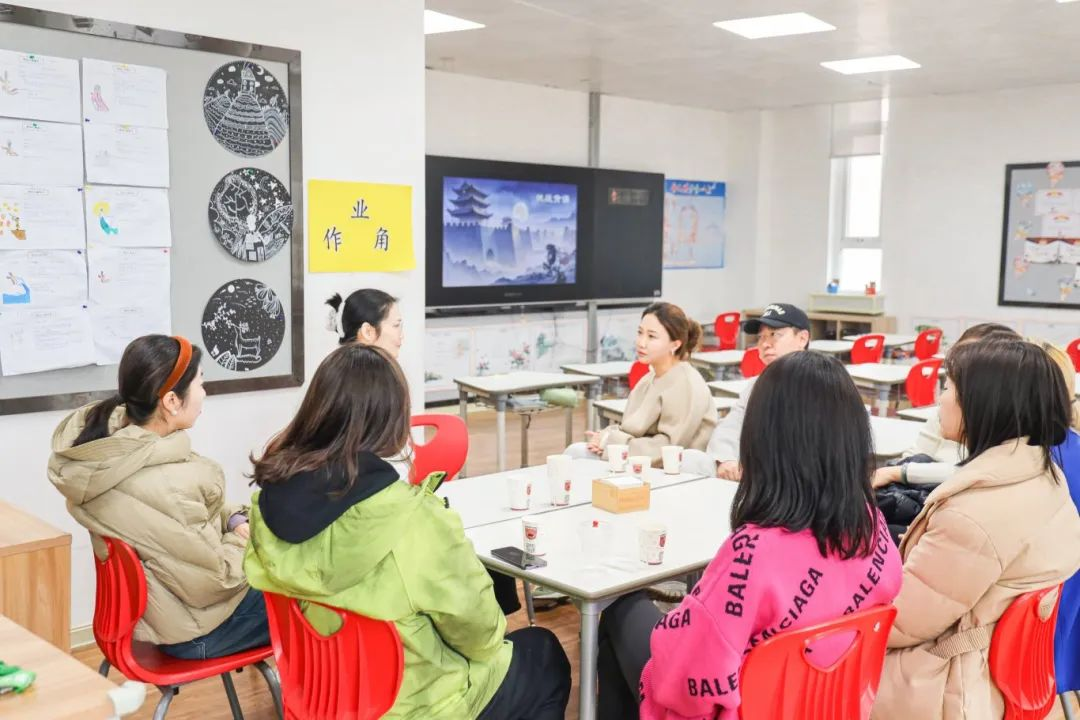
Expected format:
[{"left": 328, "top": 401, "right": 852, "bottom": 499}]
[{"left": 47, "top": 334, "right": 269, "bottom": 659}]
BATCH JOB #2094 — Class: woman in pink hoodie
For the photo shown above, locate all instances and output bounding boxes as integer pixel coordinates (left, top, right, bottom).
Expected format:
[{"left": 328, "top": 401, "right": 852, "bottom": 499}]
[{"left": 596, "top": 351, "right": 903, "bottom": 719}]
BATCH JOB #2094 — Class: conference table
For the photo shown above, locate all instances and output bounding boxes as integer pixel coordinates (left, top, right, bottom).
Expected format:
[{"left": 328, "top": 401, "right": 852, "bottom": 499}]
[{"left": 444, "top": 465, "right": 726, "bottom": 720}]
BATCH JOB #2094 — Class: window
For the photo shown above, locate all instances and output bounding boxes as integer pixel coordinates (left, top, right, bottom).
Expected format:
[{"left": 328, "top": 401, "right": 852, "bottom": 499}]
[{"left": 828, "top": 154, "right": 883, "bottom": 291}]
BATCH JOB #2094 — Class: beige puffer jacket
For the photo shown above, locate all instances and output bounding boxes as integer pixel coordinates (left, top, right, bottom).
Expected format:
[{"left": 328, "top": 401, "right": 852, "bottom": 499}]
[
  {"left": 48, "top": 404, "right": 249, "bottom": 645},
  {"left": 872, "top": 439, "right": 1080, "bottom": 719}
]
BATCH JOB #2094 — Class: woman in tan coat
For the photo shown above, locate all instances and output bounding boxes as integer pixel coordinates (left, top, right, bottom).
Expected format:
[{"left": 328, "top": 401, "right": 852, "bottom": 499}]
[
  {"left": 566, "top": 302, "right": 717, "bottom": 468},
  {"left": 48, "top": 335, "right": 267, "bottom": 659},
  {"left": 873, "top": 339, "right": 1080, "bottom": 719}
]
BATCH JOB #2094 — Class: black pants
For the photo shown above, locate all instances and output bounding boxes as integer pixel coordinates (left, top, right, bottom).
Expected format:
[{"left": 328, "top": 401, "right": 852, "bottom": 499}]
[
  {"left": 490, "top": 570, "right": 522, "bottom": 615},
  {"left": 597, "top": 592, "right": 661, "bottom": 720},
  {"left": 478, "top": 627, "right": 571, "bottom": 720}
]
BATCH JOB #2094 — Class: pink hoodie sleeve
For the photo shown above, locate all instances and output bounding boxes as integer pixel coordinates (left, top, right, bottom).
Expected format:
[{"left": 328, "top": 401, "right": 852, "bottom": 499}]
[{"left": 639, "top": 528, "right": 766, "bottom": 719}]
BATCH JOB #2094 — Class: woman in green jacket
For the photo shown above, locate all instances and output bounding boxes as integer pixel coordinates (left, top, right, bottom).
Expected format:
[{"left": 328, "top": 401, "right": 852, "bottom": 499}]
[{"left": 244, "top": 344, "right": 571, "bottom": 719}]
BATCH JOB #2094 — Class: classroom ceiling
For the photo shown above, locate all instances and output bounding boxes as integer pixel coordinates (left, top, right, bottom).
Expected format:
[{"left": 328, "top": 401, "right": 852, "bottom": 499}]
[{"left": 425, "top": 0, "right": 1080, "bottom": 111}]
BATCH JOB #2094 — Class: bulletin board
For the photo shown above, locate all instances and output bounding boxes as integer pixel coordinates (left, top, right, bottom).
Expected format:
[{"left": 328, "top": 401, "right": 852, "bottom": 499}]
[
  {"left": 0, "top": 7, "right": 304, "bottom": 415},
  {"left": 999, "top": 161, "right": 1080, "bottom": 309}
]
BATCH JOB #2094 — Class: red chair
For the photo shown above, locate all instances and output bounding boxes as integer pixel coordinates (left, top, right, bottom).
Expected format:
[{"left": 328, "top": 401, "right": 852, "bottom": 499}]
[
  {"left": 990, "top": 585, "right": 1063, "bottom": 720},
  {"left": 739, "top": 604, "right": 897, "bottom": 719},
  {"left": 905, "top": 359, "right": 943, "bottom": 408},
  {"left": 1067, "top": 339, "right": 1080, "bottom": 372},
  {"left": 408, "top": 414, "right": 468, "bottom": 485},
  {"left": 914, "top": 328, "right": 943, "bottom": 361},
  {"left": 851, "top": 334, "right": 886, "bottom": 364},
  {"left": 740, "top": 348, "right": 766, "bottom": 378},
  {"left": 93, "top": 536, "right": 282, "bottom": 719},
  {"left": 264, "top": 592, "right": 404, "bottom": 720},
  {"left": 629, "top": 360, "right": 651, "bottom": 390},
  {"left": 715, "top": 312, "right": 741, "bottom": 351}
]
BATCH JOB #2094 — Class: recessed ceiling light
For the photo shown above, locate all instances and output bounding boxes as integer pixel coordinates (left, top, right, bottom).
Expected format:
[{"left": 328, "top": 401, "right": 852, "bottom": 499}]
[
  {"left": 425, "top": 9, "right": 485, "bottom": 35},
  {"left": 713, "top": 12, "right": 835, "bottom": 39},
  {"left": 821, "top": 55, "right": 921, "bottom": 75}
]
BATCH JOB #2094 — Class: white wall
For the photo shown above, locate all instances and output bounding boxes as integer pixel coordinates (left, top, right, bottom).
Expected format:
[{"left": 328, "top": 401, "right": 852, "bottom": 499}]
[
  {"left": 1, "top": 0, "right": 426, "bottom": 632},
  {"left": 882, "top": 83, "right": 1080, "bottom": 332}
]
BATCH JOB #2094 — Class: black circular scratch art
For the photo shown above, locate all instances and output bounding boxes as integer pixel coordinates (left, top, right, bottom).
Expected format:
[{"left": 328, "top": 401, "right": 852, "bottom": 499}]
[
  {"left": 202, "top": 60, "right": 288, "bottom": 157},
  {"left": 200, "top": 278, "right": 284, "bottom": 372},
  {"left": 208, "top": 168, "right": 293, "bottom": 262}
]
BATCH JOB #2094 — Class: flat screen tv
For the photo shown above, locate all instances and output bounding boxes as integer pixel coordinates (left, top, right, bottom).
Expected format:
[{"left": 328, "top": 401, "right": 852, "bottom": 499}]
[{"left": 427, "top": 155, "right": 663, "bottom": 309}]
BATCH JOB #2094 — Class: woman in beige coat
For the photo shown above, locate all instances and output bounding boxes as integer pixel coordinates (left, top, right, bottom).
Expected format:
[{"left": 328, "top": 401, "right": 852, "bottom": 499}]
[
  {"left": 48, "top": 334, "right": 268, "bottom": 659},
  {"left": 873, "top": 339, "right": 1080, "bottom": 719}
]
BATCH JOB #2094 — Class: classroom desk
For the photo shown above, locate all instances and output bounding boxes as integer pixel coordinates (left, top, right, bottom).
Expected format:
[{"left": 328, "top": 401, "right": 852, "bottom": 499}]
[
  {"left": 466, "top": 478, "right": 736, "bottom": 720},
  {"left": 809, "top": 339, "right": 855, "bottom": 355},
  {"left": 707, "top": 378, "right": 753, "bottom": 397},
  {"left": 560, "top": 362, "right": 634, "bottom": 426},
  {"left": 0, "top": 501, "right": 71, "bottom": 649},
  {"left": 454, "top": 372, "right": 602, "bottom": 475},
  {"left": 846, "top": 363, "right": 911, "bottom": 416},
  {"left": 898, "top": 405, "right": 937, "bottom": 422},
  {"left": 843, "top": 333, "right": 919, "bottom": 362},
  {"left": 594, "top": 396, "right": 737, "bottom": 428},
  {"left": 0, "top": 616, "right": 144, "bottom": 719},
  {"left": 687, "top": 350, "right": 744, "bottom": 379},
  {"left": 871, "top": 415, "right": 922, "bottom": 459}
]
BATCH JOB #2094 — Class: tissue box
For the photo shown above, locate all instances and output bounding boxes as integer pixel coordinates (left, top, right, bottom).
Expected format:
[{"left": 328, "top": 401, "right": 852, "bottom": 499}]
[{"left": 592, "top": 476, "right": 651, "bottom": 513}]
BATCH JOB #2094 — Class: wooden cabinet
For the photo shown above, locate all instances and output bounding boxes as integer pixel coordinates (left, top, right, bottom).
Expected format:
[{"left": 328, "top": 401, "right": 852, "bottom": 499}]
[{"left": 0, "top": 501, "right": 72, "bottom": 650}]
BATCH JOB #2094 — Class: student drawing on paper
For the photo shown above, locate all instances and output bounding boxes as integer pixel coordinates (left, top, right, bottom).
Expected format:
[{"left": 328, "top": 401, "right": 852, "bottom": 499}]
[
  {"left": 90, "top": 84, "right": 109, "bottom": 112},
  {"left": 1, "top": 140, "right": 16, "bottom": 157},
  {"left": 97, "top": 270, "right": 110, "bottom": 284},
  {"left": 2, "top": 273, "right": 29, "bottom": 305},
  {"left": 0, "top": 71, "right": 18, "bottom": 96},
  {"left": 93, "top": 201, "right": 119, "bottom": 236},
  {"left": 0, "top": 204, "right": 25, "bottom": 240}
]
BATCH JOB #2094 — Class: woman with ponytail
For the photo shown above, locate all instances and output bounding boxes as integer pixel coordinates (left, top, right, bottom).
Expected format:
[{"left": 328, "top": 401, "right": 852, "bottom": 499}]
[
  {"left": 325, "top": 288, "right": 403, "bottom": 357},
  {"left": 48, "top": 334, "right": 269, "bottom": 659}
]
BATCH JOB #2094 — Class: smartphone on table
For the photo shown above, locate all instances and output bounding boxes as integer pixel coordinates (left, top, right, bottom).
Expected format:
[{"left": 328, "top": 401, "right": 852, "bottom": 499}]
[{"left": 491, "top": 546, "right": 548, "bottom": 569}]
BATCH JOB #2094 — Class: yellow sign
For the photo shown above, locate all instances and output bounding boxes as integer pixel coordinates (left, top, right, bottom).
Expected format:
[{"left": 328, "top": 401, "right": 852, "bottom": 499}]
[{"left": 308, "top": 179, "right": 415, "bottom": 273}]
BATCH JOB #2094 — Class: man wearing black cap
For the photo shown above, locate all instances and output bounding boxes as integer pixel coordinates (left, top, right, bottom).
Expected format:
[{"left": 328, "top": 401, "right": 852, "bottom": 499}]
[{"left": 706, "top": 303, "right": 811, "bottom": 480}]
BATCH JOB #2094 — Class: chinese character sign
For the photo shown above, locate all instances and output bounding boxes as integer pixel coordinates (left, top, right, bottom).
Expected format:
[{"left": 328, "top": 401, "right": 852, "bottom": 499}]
[
  {"left": 663, "top": 179, "right": 726, "bottom": 270},
  {"left": 308, "top": 179, "right": 415, "bottom": 272}
]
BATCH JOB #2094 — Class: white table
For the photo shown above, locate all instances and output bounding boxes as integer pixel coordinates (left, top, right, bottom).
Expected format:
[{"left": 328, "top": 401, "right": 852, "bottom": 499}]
[
  {"left": 843, "top": 333, "right": 918, "bottom": 363},
  {"left": 466, "top": 479, "right": 738, "bottom": 720},
  {"left": 871, "top": 415, "right": 921, "bottom": 459},
  {"left": 561, "top": 362, "right": 635, "bottom": 427},
  {"left": 809, "top": 339, "right": 855, "bottom": 355},
  {"left": 708, "top": 378, "right": 752, "bottom": 397},
  {"left": 439, "top": 458, "right": 706, "bottom": 530},
  {"left": 594, "top": 396, "right": 737, "bottom": 427},
  {"left": 898, "top": 405, "right": 937, "bottom": 422},
  {"left": 688, "top": 350, "right": 745, "bottom": 379},
  {"left": 846, "top": 363, "right": 910, "bottom": 416},
  {"left": 455, "top": 372, "right": 602, "bottom": 475}
]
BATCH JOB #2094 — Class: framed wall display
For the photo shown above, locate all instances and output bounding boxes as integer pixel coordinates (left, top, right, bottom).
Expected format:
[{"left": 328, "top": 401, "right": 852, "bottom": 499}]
[{"left": 999, "top": 161, "right": 1080, "bottom": 309}]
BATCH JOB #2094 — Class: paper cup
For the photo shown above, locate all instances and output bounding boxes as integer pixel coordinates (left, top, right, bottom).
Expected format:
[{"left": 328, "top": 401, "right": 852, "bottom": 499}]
[
  {"left": 579, "top": 519, "right": 614, "bottom": 568},
  {"left": 661, "top": 445, "right": 683, "bottom": 475},
  {"left": 629, "top": 455, "right": 651, "bottom": 480},
  {"left": 506, "top": 474, "right": 532, "bottom": 511},
  {"left": 639, "top": 522, "right": 668, "bottom": 565},
  {"left": 522, "top": 517, "right": 546, "bottom": 556},
  {"left": 547, "top": 454, "right": 573, "bottom": 506},
  {"left": 607, "top": 444, "right": 629, "bottom": 472}
]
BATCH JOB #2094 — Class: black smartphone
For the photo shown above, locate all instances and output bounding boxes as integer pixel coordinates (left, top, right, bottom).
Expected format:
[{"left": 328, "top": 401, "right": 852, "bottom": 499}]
[{"left": 491, "top": 546, "right": 547, "bottom": 570}]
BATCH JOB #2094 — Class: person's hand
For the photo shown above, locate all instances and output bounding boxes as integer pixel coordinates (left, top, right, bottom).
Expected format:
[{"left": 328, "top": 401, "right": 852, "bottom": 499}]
[
  {"left": 872, "top": 466, "right": 903, "bottom": 489},
  {"left": 585, "top": 431, "right": 603, "bottom": 455},
  {"left": 716, "top": 461, "right": 742, "bottom": 481},
  {"left": 233, "top": 523, "right": 251, "bottom": 540}
]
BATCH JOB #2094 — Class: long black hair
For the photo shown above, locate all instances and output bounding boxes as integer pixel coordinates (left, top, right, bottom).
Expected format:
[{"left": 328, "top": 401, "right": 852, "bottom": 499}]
[
  {"left": 946, "top": 339, "right": 1070, "bottom": 474},
  {"left": 731, "top": 351, "right": 876, "bottom": 559},
  {"left": 73, "top": 335, "right": 203, "bottom": 446},
  {"left": 326, "top": 289, "right": 397, "bottom": 345}
]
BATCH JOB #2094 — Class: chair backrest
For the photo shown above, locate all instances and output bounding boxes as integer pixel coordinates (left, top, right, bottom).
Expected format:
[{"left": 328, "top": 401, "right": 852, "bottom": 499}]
[
  {"left": 629, "top": 361, "right": 651, "bottom": 390},
  {"left": 408, "top": 414, "right": 468, "bottom": 485},
  {"left": 92, "top": 536, "right": 148, "bottom": 677},
  {"left": 850, "top": 334, "right": 886, "bottom": 364},
  {"left": 739, "top": 604, "right": 897, "bottom": 720},
  {"left": 1067, "top": 339, "right": 1080, "bottom": 372},
  {"left": 714, "top": 312, "right": 741, "bottom": 350},
  {"left": 989, "top": 585, "right": 1062, "bottom": 720},
  {"left": 904, "top": 359, "right": 943, "bottom": 408},
  {"left": 914, "top": 328, "right": 943, "bottom": 361},
  {"left": 264, "top": 592, "right": 404, "bottom": 720},
  {"left": 741, "top": 348, "right": 766, "bottom": 378}
]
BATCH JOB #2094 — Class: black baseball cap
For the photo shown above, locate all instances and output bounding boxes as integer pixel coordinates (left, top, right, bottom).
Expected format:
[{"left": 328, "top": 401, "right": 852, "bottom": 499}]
[{"left": 741, "top": 303, "right": 810, "bottom": 334}]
